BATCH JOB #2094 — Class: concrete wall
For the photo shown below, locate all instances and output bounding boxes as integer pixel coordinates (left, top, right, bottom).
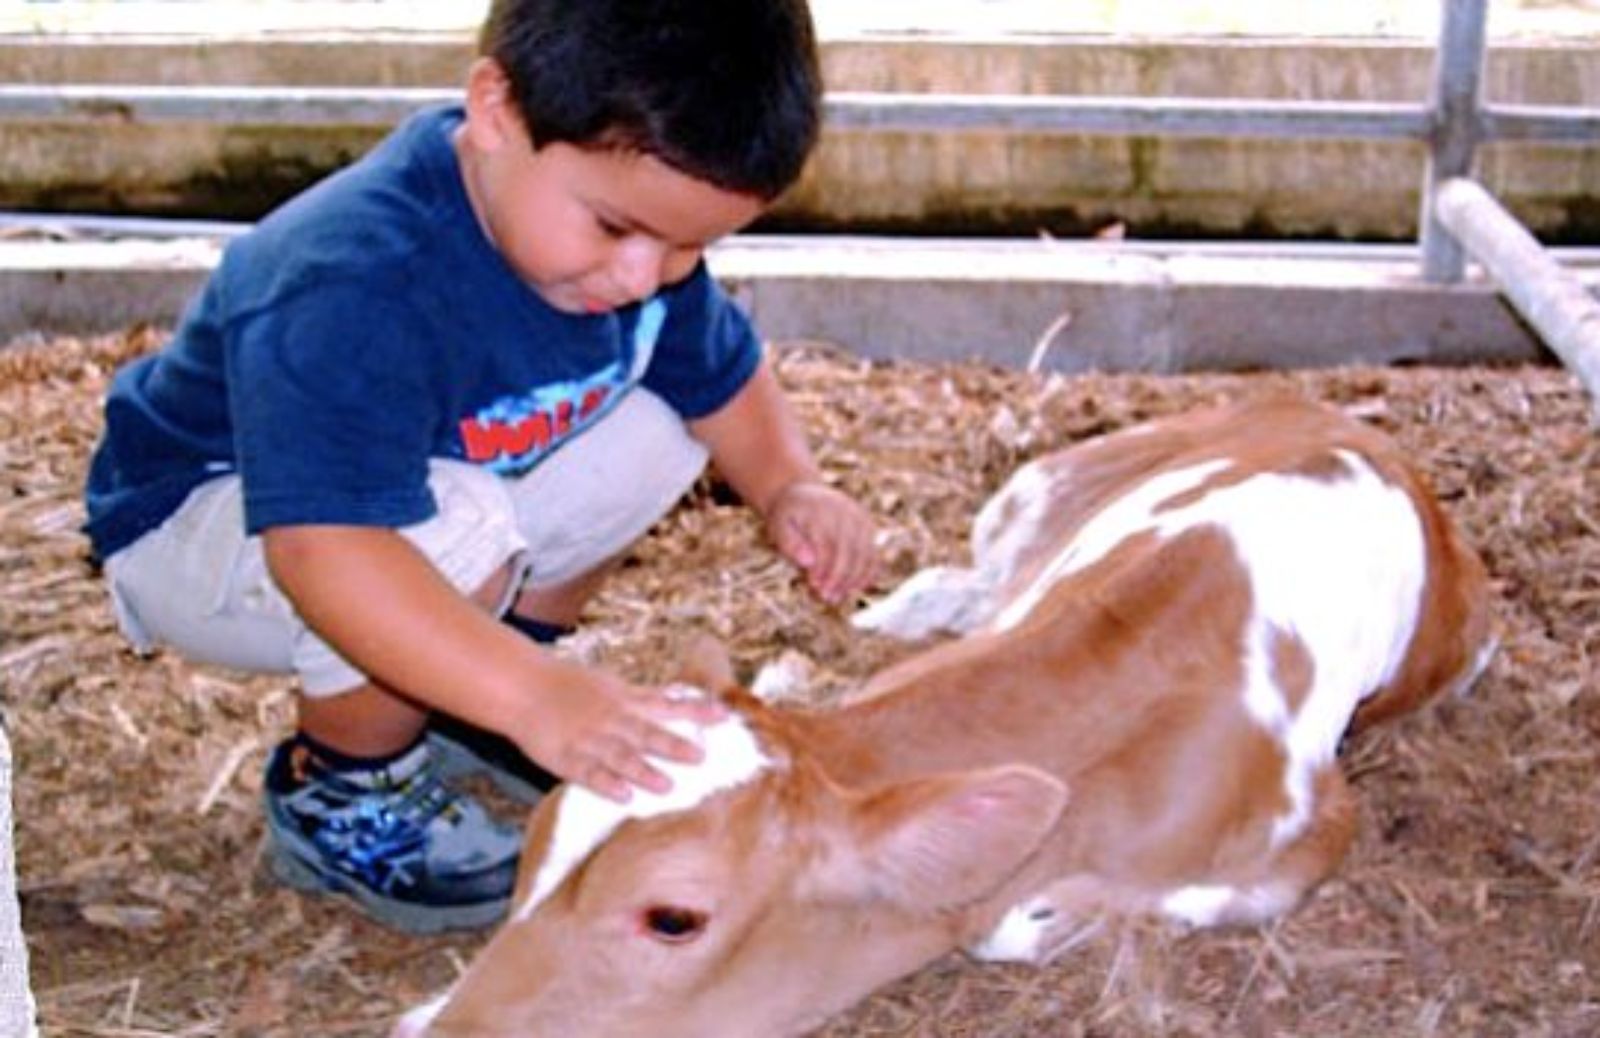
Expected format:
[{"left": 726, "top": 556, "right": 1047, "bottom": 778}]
[{"left": 1, "top": 34, "right": 1598, "bottom": 240}]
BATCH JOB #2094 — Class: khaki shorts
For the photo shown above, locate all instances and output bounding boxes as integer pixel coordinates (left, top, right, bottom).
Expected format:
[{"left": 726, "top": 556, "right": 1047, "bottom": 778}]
[{"left": 104, "top": 389, "right": 707, "bottom": 696}]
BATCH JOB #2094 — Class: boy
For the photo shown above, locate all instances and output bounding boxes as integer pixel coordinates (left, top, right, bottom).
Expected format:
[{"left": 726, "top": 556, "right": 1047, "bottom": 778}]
[{"left": 82, "top": 0, "right": 878, "bottom": 934}]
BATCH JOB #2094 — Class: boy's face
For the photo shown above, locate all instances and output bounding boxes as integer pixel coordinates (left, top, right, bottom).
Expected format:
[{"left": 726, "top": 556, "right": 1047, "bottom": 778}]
[{"left": 458, "top": 59, "right": 766, "bottom": 316}]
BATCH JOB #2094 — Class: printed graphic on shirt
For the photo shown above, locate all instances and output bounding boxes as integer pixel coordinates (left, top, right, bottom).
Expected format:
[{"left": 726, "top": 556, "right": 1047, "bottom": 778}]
[
  {"left": 454, "top": 299, "right": 667, "bottom": 475},
  {"left": 458, "top": 367, "right": 622, "bottom": 475}
]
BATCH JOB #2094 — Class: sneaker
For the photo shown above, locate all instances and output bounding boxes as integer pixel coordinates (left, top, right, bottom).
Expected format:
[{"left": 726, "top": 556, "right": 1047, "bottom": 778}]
[
  {"left": 262, "top": 737, "right": 521, "bottom": 933},
  {"left": 427, "top": 713, "right": 561, "bottom": 807}
]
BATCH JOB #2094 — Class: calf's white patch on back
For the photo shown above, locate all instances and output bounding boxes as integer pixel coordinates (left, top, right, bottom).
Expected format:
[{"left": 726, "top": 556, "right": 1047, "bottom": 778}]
[
  {"left": 992, "top": 448, "right": 1428, "bottom": 851},
  {"left": 993, "top": 459, "right": 1230, "bottom": 631},
  {"left": 1217, "top": 451, "right": 1426, "bottom": 847},
  {"left": 514, "top": 686, "right": 772, "bottom": 921}
]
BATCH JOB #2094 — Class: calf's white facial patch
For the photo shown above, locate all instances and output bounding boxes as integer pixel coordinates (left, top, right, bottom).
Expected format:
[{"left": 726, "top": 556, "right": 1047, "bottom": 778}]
[{"left": 515, "top": 686, "right": 773, "bottom": 921}]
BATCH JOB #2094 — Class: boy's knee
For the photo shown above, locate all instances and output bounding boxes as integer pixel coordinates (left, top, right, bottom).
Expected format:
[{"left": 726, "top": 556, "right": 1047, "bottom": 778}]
[
  {"left": 506, "top": 390, "right": 707, "bottom": 587},
  {"left": 402, "top": 461, "right": 528, "bottom": 604}
]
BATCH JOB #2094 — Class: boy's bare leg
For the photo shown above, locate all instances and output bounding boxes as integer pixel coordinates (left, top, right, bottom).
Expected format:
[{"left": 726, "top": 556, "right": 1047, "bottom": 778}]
[
  {"left": 264, "top": 551, "right": 528, "bottom": 934},
  {"left": 509, "top": 559, "right": 617, "bottom": 628},
  {"left": 408, "top": 557, "right": 624, "bottom": 802},
  {"left": 297, "top": 688, "right": 428, "bottom": 758}
]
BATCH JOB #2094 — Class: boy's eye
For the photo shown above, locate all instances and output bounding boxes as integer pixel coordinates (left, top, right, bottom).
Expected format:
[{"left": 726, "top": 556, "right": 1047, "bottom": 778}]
[{"left": 595, "top": 216, "right": 628, "bottom": 238}]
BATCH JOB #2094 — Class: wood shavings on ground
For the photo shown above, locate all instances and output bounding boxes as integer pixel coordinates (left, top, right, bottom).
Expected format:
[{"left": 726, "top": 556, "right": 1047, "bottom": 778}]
[{"left": 3, "top": 328, "right": 1597, "bottom": 1037}]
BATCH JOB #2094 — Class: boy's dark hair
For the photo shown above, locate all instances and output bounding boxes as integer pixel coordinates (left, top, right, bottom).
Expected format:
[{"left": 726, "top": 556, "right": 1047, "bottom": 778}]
[{"left": 479, "top": 0, "right": 822, "bottom": 200}]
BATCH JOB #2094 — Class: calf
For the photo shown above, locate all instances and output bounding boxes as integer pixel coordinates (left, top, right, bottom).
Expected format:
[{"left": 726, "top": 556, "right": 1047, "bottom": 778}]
[{"left": 396, "top": 397, "right": 1494, "bottom": 1038}]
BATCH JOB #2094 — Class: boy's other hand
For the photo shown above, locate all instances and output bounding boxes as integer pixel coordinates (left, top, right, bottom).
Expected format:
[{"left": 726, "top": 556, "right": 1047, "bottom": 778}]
[
  {"left": 766, "top": 480, "right": 880, "bottom": 606},
  {"left": 521, "top": 669, "right": 728, "bottom": 804}
]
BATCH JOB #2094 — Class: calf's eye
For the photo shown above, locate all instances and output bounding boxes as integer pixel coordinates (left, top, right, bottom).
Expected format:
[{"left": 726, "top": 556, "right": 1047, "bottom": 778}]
[{"left": 642, "top": 905, "right": 708, "bottom": 943}]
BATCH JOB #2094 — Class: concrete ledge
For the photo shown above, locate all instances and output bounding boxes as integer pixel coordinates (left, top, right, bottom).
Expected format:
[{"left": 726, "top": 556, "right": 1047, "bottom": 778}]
[
  {"left": 720, "top": 238, "right": 1567, "bottom": 370},
  {"left": 2, "top": 236, "right": 1582, "bottom": 373},
  {"left": 0, "top": 238, "right": 219, "bottom": 345}
]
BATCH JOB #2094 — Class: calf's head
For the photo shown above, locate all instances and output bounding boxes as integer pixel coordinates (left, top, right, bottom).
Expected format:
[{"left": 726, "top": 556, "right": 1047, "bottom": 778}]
[{"left": 407, "top": 687, "right": 1067, "bottom": 1037}]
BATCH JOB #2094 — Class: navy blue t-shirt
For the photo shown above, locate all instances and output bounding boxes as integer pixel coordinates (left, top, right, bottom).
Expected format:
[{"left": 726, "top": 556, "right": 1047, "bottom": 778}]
[{"left": 84, "top": 106, "right": 761, "bottom": 560}]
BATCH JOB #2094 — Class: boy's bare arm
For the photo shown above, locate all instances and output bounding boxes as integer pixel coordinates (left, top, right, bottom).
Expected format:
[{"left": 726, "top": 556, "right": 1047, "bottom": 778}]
[
  {"left": 689, "top": 360, "right": 879, "bottom": 602},
  {"left": 687, "top": 360, "right": 821, "bottom": 512},
  {"left": 261, "top": 524, "right": 721, "bottom": 801}
]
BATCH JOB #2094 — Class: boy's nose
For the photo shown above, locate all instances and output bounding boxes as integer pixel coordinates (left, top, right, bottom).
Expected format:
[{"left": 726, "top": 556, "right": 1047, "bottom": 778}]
[{"left": 612, "top": 237, "right": 668, "bottom": 302}]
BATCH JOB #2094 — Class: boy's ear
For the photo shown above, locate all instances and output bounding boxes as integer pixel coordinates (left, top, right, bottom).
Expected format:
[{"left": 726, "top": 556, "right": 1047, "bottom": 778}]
[{"left": 462, "top": 56, "right": 523, "bottom": 152}]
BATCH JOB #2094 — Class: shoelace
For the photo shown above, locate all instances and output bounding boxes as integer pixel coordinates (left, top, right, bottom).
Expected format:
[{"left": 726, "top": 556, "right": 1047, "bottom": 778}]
[{"left": 309, "top": 763, "right": 460, "bottom": 891}]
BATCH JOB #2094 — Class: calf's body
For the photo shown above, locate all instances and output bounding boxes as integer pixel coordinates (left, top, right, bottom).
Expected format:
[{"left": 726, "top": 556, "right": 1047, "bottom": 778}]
[{"left": 398, "top": 397, "right": 1493, "bottom": 1037}]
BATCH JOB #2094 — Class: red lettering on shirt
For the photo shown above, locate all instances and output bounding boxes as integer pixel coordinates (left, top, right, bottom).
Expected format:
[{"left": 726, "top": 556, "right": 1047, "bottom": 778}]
[
  {"left": 579, "top": 385, "right": 610, "bottom": 419},
  {"left": 459, "top": 411, "right": 554, "bottom": 462}
]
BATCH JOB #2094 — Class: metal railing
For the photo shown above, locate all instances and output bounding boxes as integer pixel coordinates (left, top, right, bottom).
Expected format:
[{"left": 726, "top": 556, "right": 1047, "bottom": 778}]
[
  {"left": 0, "top": 3, "right": 1592, "bottom": 285},
  {"left": 0, "top": 0, "right": 1596, "bottom": 411},
  {"left": 0, "top": 1, "right": 1591, "bottom": 286},
  {"left": 4, "top": 82, "right": 1596, "bottom": 151}
]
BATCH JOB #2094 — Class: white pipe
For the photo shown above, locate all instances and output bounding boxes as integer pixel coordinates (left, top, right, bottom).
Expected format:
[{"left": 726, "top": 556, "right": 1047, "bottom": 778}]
[
  {"left": 1435, "top": 177, "right": 1600, "bottom": 425},
  {"left": 0, "top": 723, "right": 37, "bottom": 1038}
]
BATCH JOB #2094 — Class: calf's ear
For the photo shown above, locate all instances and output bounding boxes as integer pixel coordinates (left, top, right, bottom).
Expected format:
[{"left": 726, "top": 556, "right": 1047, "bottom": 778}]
[
  {"left": 678, "top": 633, "right": 739, "bottom": 694},
  {"left": 835, "top": 766, "right": 1068, "bottom": 913}
]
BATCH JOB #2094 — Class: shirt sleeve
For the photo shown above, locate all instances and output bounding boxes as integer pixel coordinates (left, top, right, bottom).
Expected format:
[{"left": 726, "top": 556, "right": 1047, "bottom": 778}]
[
  {"left": 226, "top": 283, "right": 443, "bottom": 533},
  {"left": 638, "top": 262, "right": 763, "bottom": 419}
]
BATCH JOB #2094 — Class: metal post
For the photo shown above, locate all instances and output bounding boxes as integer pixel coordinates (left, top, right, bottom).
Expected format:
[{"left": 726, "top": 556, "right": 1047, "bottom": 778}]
[
  {"left": 1419, "top": 0, "right": 1490, "bottom": 283},
  {"left": 0, "top": 723, "right": 37, "bottom": 1038},
  {"left": 1435, "top": 177, "right": 1600, "bottom": 423}
]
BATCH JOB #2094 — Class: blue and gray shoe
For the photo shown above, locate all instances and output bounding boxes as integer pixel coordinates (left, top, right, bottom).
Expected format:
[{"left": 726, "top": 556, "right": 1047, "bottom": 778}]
[
  {"left": 427, "top": 713, "right": 562, "bottom": 807},
  {"left": 262, "top": 737, "right": 521, "bottom": 933}
]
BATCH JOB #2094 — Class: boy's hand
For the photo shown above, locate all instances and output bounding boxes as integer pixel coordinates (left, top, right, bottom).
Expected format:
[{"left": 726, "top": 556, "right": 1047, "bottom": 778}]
[
  {"left": 765, "top": 479, "right": 880, "bottom": 605},
  {"left": 518, "top": 668, "right": 728, "bottom": 804}
]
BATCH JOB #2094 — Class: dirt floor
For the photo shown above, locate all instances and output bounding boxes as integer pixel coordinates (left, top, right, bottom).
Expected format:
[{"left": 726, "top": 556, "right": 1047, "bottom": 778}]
[{"left": 3, "top": 329, "right": 1598, "bottom": 1038}]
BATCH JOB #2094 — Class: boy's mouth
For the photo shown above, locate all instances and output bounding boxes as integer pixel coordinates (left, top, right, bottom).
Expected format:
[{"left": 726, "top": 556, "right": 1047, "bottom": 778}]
[{"left": 539, "top": 285, "right": 615, "bottom": 316}]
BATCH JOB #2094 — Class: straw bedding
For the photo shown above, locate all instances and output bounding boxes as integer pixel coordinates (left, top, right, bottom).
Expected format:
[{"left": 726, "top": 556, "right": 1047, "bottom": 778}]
[{"left": 3, "top": 328, "right": 1596, "bottom": 1037}]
